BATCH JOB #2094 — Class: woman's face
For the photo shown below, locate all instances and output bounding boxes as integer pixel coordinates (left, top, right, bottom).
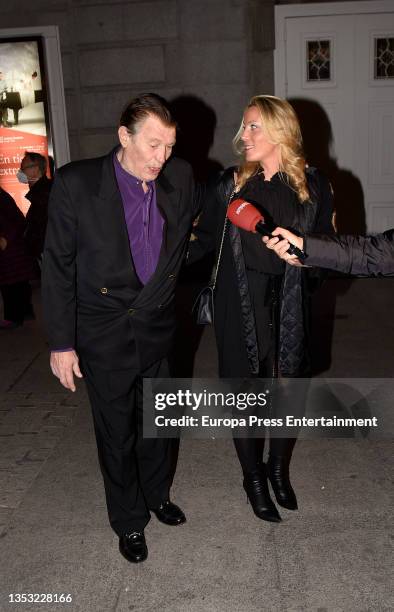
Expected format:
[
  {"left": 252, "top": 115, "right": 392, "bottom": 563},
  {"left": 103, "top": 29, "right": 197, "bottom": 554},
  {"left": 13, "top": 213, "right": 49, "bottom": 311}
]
[{"left": 241, "top": 106, "right": 280, "bottom": 169}]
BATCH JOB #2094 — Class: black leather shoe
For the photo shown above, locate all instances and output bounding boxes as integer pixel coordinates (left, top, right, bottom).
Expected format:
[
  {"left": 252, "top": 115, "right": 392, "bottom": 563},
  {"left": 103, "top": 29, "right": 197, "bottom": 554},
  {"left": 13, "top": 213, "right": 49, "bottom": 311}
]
[
  {"left": 119, "top": 531, "right": 148, "bottom": 563},
  {"left": 267, "top": 455, "right": 298, "bottom": 510},
  {"left": 243, "top": 464, "right": 281, "bottom": 523},
  {"left": 151, "top": 500, "right": 186, "bottom": 526}
]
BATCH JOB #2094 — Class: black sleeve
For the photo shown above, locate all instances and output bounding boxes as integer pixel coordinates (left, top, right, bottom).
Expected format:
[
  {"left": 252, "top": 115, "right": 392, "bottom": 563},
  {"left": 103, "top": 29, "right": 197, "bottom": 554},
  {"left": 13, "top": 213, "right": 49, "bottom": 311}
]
[
  {"left": 312, "top": 172, "right": 335, "bottom": 235},
  {"left": 41, "top": 170, "right": 77, "bottom": 349},
  {"left": 304, "top": 170, "right": 335, "bottom": 292},
  {"left": 305, "top": 230, "right": 394, "bottom": 276},
  {"left": 186, "top": 177, "right": 223, "bottom": 265},
  {"left": 193, "top": 180, "right": 206, "bottom": 219}
]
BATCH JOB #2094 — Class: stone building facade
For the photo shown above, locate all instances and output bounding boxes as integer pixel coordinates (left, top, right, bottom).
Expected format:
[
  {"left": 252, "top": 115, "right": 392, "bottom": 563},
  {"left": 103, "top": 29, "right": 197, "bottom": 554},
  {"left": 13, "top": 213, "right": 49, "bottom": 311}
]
[{"left": 0, "top": 0, "right": 364, "bottom": 166}]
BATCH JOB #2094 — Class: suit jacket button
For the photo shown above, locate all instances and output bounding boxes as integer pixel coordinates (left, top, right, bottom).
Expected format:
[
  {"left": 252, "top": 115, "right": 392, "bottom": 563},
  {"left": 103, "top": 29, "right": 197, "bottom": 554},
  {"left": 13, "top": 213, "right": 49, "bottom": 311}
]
[
  {"left": 100, "top": 287, "right": 108, "bottom": 294},
  {"left": 168, "top": 273, "right": 175, "bottom": 279},
  {"left": 128, "top": 308, "right": 135, "bottom": 315}
]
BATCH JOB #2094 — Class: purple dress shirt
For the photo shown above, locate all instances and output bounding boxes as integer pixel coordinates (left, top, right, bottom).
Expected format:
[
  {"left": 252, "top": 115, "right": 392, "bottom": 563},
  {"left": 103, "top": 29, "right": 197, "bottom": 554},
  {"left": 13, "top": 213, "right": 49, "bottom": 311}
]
[{"left": 113, "top": 152, "right": 164, "bottom": 285}]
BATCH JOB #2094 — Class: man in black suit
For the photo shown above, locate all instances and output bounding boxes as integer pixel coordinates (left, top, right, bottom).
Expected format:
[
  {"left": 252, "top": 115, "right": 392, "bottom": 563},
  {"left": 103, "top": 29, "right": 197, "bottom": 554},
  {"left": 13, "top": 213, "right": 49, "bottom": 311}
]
[
  {"left": 0, "top": 70, "right": 10, "bottom": 127},
  {"left": 42, "top": 94, "right": 197, "bottom": 563}
]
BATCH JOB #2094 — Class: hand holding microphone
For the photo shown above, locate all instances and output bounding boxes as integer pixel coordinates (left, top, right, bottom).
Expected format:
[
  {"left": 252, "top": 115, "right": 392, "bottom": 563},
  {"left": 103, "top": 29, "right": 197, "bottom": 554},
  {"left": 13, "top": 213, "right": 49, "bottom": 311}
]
[{"left": 227, "top": 199, "right": 307, "bottom": 262}]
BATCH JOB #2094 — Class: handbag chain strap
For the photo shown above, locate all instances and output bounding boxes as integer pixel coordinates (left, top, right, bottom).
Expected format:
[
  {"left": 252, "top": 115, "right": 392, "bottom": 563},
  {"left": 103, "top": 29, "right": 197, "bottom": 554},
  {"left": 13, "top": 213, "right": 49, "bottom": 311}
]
[{"left": 211, "top": 186, "right": 237, "bottom": 289}]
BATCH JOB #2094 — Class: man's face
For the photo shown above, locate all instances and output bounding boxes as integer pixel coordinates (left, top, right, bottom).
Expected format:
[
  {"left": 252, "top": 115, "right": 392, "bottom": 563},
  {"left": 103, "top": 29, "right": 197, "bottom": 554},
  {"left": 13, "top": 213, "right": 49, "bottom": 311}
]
[
  {"left": 118, "top": 113, "right": 176, "bottom": 182},
  {"left": 20, "top": 155, "right": 42, "bottom": 184}
]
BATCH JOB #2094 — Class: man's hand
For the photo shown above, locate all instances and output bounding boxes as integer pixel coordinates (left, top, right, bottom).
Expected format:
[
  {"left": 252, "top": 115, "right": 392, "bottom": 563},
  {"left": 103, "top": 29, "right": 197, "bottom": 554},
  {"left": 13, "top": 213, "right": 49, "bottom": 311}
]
[
  {"left": 0, "top": 236, "right": 7, "bottom": 251},
  {"left": 50, "top": 350, "right": 83, "bottom": 392},
  {"left": 263, "top": 227, "right": 305, "bottom": 267}
]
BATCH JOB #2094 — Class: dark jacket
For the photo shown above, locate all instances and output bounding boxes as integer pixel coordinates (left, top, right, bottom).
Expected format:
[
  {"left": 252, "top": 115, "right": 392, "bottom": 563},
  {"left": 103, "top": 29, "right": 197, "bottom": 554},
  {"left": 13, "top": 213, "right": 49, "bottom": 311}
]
[
  {"left": 305, "top": 230, "right": 394, "bottom": 276},
  {"left": 190, "top": 167, "right": 334, "bottom": 376},
  {"left": 0, "top": 187, "right": 37, "bottom": 286},
  {"left": 42, "top": 151, "right": 196, "bottom": 371},
  {"left": 24, "top": 175, "right": 52, "bottom": 257}
]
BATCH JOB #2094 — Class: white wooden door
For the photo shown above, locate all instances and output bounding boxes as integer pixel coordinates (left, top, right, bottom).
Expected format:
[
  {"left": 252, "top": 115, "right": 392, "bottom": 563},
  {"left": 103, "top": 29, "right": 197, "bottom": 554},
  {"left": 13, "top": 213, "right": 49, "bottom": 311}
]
[{"left": 275, "top": 2, "right": 394, "bottom": 233}]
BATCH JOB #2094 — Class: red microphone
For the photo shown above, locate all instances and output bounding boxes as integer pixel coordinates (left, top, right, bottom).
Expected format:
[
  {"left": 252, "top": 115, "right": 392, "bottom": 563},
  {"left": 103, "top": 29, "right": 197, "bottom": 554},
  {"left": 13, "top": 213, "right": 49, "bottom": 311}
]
[{"left": 227, "top": 199, "right": 306, "bottom": 261}]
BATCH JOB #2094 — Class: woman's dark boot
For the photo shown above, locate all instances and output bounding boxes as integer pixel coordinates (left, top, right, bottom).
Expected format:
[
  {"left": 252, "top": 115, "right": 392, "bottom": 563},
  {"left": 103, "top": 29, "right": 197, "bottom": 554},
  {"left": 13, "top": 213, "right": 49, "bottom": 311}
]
[
  {"left": 267, "top": 455, "right": 298, "bottom": 510},
  {"left": 243, "top": 464, "right": 281, "bottom": 522}
]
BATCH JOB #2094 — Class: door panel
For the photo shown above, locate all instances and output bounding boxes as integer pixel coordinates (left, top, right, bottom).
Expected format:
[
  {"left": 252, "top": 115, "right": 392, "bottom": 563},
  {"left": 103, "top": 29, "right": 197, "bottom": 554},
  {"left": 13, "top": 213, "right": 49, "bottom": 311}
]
[
  {"left": 280, "top": 8, "right": 394, "bottom": 233},
  {"left": 285, "top": 16, "right": 355, "bottom": 170},
  {"left": 355, "top": 14, "right": 394, "bottom": 231}
]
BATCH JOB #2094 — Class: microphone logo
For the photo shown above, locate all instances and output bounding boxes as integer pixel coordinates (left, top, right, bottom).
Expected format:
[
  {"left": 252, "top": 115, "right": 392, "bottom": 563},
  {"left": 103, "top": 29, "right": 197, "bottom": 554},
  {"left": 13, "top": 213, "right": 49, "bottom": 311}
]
[{"left": 234, "top": 201, "right": 249, "bottom": 215}]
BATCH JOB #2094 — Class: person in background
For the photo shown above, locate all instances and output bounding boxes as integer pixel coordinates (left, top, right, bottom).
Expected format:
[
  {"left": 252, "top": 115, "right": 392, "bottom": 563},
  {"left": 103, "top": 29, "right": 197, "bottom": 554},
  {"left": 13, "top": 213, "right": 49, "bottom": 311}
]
[
  {"left": 0, "top": 187, "right": 36, "bottom": 328},
  {"left": 18, "top": 151, "right": 52, "bottom": 262},
  {"left": 190, "top": 95, "right": 334, "bottom": 523}
]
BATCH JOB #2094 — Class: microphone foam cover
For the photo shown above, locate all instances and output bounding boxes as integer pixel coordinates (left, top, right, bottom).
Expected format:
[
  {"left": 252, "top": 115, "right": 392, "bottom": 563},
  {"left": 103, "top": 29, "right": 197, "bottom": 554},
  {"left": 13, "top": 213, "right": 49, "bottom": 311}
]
[{"left": 227, "top": 199, "right": 263, "bottom": 232}]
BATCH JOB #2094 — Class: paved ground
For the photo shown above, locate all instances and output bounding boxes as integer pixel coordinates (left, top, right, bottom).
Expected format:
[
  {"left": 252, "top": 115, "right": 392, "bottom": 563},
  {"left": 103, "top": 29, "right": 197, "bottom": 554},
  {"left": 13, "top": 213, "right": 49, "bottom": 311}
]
[{"left": 0, "top": 278, "right": 393, "bottom": 612}]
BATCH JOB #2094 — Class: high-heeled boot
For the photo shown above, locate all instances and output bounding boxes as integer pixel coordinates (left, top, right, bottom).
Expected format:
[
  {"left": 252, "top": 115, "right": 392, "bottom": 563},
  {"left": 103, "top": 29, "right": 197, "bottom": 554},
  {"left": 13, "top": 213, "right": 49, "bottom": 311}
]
[
  {"left": 267, "top": 454, "right": 298, "bottom": 510},
  {"left": 243, "top": 464, "right": 281, "bottom": 522}
]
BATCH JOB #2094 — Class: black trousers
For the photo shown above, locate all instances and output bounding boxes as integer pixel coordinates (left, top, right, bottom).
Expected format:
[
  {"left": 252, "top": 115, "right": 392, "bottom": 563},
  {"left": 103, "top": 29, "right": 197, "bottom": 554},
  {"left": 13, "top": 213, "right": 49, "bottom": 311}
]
[
  {"left": 0, "top": 281, "right": 33, "bottom": 324},
  {"left": 82, "top": 358, "right": 171, "bottom": 536},
  {"left": 232, "top": 311, "right": 308, "bottom": 474}
]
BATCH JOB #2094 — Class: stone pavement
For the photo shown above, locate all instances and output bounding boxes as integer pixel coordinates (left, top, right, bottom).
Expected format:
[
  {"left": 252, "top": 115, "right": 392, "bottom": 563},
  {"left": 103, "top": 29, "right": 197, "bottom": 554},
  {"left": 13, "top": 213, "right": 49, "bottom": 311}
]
[{"left": 0, "top": 279, "right": 393, "bottom": 612}]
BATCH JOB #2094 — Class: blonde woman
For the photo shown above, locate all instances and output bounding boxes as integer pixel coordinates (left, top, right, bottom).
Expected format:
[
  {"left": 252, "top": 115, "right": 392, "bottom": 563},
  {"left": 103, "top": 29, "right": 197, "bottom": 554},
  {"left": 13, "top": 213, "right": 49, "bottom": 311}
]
[{"left": 190, "top": 95, "right": 334, "bottom": 522}]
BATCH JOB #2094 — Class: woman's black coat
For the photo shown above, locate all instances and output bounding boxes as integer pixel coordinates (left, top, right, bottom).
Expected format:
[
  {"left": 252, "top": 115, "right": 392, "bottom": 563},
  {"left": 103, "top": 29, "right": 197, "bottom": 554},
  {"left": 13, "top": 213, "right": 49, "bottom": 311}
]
[{"left": 189, "top": 168, "right": 334, "bottom": 377}]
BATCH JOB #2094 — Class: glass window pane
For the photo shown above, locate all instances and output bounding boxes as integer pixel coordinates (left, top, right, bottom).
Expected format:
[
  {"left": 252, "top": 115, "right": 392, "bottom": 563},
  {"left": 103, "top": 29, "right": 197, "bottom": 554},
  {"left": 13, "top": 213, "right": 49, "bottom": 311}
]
[
  {"left": 307, "top": 40, "right": 331, "bottom": 82},
  {"left": 374, "top": 38, "right": 394, "bottom": 79}
]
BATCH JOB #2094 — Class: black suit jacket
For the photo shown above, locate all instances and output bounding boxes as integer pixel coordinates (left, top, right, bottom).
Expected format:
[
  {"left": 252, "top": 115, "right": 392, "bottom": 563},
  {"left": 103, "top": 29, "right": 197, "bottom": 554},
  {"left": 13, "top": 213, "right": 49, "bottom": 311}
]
[{"left": 42, "top": 150, "right": 196, "bottom": 371}]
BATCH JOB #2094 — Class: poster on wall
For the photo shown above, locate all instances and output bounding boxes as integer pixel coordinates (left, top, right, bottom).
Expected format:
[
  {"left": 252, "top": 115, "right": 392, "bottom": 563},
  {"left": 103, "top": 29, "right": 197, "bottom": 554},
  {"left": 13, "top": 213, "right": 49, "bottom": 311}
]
[{"left": 0, "top": 36, "right": 53, "bottom": 214}]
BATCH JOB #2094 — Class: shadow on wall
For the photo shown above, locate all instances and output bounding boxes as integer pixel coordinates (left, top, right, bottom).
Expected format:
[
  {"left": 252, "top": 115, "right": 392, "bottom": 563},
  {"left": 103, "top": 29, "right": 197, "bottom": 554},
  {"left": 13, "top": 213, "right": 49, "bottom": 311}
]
[
  {"left": 170, "top": 94, "right": 223, "bottom": 183},
  {"left": 289, "top": 98, "right": 363, "bottom": 375},
  {"left": 169, "top": 95, "right": 223, "bottom": 378},
  {"left": 289, "top": 98, "right": 366, "bottom": 235}
]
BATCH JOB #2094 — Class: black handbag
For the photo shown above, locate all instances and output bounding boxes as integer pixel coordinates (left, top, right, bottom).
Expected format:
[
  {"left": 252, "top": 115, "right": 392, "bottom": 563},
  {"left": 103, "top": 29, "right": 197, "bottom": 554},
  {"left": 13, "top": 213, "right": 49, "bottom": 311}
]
[
  {"left": 192, "top": 187, "right": 236, "bottom": 325},
  {"left": 193, "top": 283, "right": 215, "bottom": 325}
]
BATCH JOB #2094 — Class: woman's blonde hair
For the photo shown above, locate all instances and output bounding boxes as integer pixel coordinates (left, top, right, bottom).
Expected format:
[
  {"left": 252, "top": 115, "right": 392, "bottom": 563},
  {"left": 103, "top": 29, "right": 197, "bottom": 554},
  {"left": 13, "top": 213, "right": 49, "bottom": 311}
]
[{"left": 233, "top": 95, "right": 310, "bottom": 202}]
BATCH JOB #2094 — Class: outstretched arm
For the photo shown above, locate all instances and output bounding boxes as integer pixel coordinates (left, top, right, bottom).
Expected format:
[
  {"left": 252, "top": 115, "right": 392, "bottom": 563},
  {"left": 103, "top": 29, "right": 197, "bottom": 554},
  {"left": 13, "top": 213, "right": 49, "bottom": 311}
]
[{"left": 264, "top": 228, "right": 394, "bottom": 276}]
